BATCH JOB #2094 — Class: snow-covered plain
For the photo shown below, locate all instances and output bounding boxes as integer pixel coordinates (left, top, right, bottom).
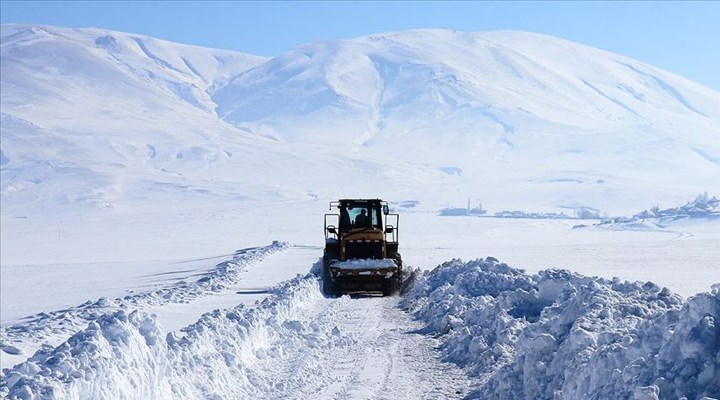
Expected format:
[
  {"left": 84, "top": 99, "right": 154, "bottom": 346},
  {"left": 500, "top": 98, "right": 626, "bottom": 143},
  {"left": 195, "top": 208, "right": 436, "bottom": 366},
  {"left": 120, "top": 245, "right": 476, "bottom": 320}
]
[
  {"left": 2, "top": 242, "right": 719, "bottom": 399},
  {"left": 2, "top": 23, "right": 720, "bottom": 399}
]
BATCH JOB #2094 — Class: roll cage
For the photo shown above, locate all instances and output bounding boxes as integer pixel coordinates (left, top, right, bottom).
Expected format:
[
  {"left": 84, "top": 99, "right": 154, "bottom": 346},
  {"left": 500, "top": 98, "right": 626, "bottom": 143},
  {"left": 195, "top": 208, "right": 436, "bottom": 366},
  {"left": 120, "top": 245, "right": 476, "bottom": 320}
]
[{"left": 324, "top": 199, "right": 399, "bottom": 243}]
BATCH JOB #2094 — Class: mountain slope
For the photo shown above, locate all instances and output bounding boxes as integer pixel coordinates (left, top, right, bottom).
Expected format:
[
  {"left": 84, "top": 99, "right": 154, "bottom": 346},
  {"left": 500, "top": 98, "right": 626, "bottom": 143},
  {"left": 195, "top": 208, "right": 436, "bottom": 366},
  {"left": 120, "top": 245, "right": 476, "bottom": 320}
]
[
  {"left": 213, "top": 30, "right": 720, "bottom": 214},
  {"left": 215, "top": 29, "right": 718, "bottom": 143},
  {"left": 1, "top": 25, "right": 431, "bottom": 222},
  {"left": 1, "top": 24, "right": 267, "bottom": 114},
  {"left": 1, "top": 24, "right": 272, "bottom": 216},
  {"left": 212, "top": 29, "right": 720, "bottom": 213},
  {"left": 1, "top": 24, "right": 719, "bottom": 225}
]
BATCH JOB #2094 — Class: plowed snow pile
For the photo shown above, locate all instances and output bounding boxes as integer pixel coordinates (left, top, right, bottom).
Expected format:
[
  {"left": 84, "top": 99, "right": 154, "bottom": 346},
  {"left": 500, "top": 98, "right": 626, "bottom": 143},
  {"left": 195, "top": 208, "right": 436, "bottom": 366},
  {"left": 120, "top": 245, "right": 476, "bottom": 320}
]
[
  {"left": 1, "top": 269, "right": 471, "bottom": 400},
  {"left": 403, "top": 258, "right": 720, "bottom": 400},
  {"left": 0, "top": 242, "right": 287, "bottom": 358},
  {"left": 2, "top": 256, "right": 719, "bottom": 399},
  {"left": 2, "top": 275, "right": 329, "bottom": 399}
]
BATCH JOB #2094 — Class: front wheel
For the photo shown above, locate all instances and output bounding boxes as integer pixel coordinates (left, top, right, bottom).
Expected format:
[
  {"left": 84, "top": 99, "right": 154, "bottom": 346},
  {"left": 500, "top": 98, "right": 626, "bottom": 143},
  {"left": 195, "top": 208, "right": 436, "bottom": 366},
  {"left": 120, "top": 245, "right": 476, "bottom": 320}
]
[
  {"left": 322, "top": 259, "right": 339, "bottom": 297},
  {"left": 322, "top": 277, "right": 339, "bottom": 297},
  {"left": 382, "top": 274, "right": 402, "bottom": 296}
]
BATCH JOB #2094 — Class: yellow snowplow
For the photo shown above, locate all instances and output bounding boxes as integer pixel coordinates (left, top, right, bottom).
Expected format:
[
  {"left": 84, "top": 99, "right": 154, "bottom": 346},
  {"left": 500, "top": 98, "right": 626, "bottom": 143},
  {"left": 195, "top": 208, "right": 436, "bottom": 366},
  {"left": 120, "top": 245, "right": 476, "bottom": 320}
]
[{"left": 322, "top": 199, "right": 402, "bottom": 296}]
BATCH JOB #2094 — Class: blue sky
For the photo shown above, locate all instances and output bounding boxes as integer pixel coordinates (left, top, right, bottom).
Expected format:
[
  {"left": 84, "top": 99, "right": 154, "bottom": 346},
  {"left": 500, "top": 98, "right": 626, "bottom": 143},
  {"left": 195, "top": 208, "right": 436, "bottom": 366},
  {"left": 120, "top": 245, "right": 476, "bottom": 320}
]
[{"left": 2, "top": 1, "right": 719, "bottom": 90}]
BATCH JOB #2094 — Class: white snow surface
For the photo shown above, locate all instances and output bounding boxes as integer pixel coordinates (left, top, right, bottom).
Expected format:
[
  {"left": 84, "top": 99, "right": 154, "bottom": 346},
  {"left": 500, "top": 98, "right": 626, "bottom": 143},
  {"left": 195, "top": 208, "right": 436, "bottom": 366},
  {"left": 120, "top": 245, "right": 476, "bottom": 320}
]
[
  {"left": 2, "top": 256, "right": 471, "bottom": 400},
  {"left": 402, "top": 258, "right": 720, "bottom": 400},
  {"left": 0, "top": 242, "right": 290, "bottom": 369},
  {"left": 2, "top": 248, "right": 719, "bottom": 399},
  {"left": 2, "top": 23, "right": 720, "bottom": 228},
  {"left": 2, "top": 22, "right": 720, "bottom": 399}
]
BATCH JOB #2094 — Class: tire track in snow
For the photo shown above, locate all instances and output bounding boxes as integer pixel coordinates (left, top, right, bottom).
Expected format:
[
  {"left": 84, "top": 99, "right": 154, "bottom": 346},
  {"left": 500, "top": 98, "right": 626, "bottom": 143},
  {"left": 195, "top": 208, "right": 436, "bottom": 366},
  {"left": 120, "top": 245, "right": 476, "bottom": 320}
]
[
  {"left": 2, "top": 259, "right": 472, "bottom": 399},
  {"left": 258, "top": 293, "right": 472, "bottom": 400},
  {"left": 0, "top": 243, "right": 288, "bottom": 370}
]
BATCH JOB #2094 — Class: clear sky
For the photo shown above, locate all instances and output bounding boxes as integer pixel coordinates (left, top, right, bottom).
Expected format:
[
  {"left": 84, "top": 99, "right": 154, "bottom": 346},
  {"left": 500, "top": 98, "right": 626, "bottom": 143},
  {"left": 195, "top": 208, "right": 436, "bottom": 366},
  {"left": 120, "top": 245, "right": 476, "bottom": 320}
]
[{"left": 2, "top": 1, "right": 719, "bottom": 90}]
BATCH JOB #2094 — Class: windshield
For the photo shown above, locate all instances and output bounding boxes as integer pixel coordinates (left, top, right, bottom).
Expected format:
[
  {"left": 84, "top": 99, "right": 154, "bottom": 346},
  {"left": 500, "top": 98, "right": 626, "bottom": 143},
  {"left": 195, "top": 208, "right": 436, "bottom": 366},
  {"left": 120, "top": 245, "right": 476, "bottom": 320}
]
[{"left": 339, "top": 201, "right": 382, "bottom": 230}]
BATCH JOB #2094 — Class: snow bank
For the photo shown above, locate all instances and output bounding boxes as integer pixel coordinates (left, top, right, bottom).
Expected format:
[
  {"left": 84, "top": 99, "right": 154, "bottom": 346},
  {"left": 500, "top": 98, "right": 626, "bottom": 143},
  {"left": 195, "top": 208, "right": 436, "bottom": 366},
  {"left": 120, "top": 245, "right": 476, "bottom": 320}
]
[
  {"left": 636, "top": 193, "right": 720, "bottom": 221},
  {"left": 1, "top": 242, "right": 287, "bottom": 362},
  {"left": 594, "top": 193, "right": 720, "bottom": 232},
  {"left": 1, "top": 273, "right": 332, "bottom": 399},
  {"left": 3, "top": 253, "right": 718, "bottom": 399},
  {"left": 402, "top": 258, "right": 720, "bottom": 400}
]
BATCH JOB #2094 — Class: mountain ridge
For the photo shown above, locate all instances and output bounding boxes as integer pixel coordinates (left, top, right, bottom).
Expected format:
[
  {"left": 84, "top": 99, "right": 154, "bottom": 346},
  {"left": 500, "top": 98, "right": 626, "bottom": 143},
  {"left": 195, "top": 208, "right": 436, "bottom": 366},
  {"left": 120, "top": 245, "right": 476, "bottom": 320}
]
[{"left": 1, "top": 23, "right": 719, "bottom": 219}]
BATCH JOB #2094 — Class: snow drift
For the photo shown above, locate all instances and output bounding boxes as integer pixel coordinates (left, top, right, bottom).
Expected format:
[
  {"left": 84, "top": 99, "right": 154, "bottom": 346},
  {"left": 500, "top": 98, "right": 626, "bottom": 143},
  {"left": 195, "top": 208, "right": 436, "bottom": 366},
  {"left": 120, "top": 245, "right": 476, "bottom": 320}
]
[
  {"left": 3, "top": 254, "right": 718, "bottom": 399},
  {"left": 403, "top": 258, "right": 720, "bottom": 399},
  {"left": 0, "top": 243, "right": 287, "bottom": 362},
  {"left": 1, "top": 274, "right": 329, "bottom": 399}
]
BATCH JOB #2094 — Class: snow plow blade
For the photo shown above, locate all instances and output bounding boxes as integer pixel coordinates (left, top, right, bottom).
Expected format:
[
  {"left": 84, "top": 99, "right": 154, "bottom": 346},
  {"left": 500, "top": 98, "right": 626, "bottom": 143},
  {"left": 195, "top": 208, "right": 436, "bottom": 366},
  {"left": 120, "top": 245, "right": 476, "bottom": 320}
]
[
  {"left": 328, "top": 259, "right": 399, "bottom": 278},
  {"left": 323, "top": 258, "right": 402, "bottom": 296}
]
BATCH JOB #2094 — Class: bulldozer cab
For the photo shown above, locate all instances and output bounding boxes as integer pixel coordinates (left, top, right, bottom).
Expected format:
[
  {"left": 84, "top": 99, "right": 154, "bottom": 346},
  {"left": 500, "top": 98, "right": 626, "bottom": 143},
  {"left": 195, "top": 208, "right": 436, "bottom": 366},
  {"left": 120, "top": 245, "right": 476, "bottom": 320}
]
[
  {"left": 340, "top": 200, "right": 381, "bottom": 230},
  {"left": 325, "top": 199, "right": 398, "bottom": 242}
]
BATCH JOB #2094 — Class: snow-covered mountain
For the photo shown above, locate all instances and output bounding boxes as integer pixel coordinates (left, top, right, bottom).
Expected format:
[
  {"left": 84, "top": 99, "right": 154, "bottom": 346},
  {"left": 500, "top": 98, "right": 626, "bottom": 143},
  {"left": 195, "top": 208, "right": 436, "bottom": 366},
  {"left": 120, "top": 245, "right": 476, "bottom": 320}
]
[
  {"left": 2, "top": 24, "right": 719, "bottom": 222},
  {"left": 2, "top": 24, "right": 720, "bottom": 400},
  {"left": 216, "top": 29, "right": 719, "bottom": 143},
  {"left": 212, "top": 29, "right": 720, "bottom": 212}
]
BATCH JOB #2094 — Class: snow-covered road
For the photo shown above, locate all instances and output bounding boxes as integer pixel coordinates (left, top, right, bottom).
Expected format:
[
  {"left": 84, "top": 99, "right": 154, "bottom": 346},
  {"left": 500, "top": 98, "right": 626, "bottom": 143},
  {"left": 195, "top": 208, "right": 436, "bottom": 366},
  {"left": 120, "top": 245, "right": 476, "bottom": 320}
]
[
  {"left": 2, "top": 241, "right": 719, "bottom": 399},
  {"left": 1, "top": 249, "right": 473, "bottom": 399},
  {"left": 257, "top": 294, "right": 470, "bottom": 399},
  {"left": 149, "top": 244, "right": 322, "bottom": 333}
]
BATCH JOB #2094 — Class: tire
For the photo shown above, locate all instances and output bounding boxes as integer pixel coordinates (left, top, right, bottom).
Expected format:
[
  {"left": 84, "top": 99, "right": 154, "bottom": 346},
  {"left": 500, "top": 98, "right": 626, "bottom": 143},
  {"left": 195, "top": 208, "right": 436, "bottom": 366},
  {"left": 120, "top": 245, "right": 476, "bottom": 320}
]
[
  {"left": 382, "top": 275, "right": 402, "bottom": 296},
  {"left": 322, "top": 258, "right": 339, "bottom": 297},
  {"left": 393, "top": 253, "right": 403, "bottom": 267},
  {"left": 380, "top": 254, "right": 403, "bottom": 296},
  {"left": 322, "top": 277, "right": 338, "bottom": 297}
]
